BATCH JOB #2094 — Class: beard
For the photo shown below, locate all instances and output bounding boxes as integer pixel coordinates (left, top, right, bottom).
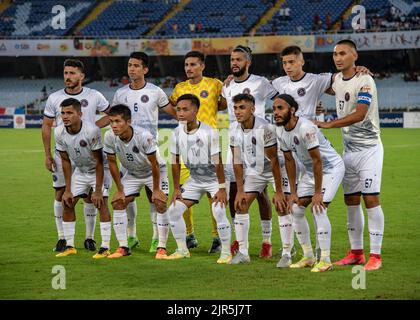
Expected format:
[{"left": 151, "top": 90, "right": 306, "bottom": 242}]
[
  {"left": 232, "top": 65, "right": 246, "bottom": 77},
  {"left": 65, "top": 80, "right": 79, "bottom": 89},
  {"left": 275, "top": 110, "right": 292, "bottom": 126}
]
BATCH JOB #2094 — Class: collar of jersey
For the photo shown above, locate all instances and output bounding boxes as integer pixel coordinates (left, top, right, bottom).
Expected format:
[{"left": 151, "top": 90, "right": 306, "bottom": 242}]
[
  {"left": 234, "top": 74, "right": 251, "bottom": 84},
  {"left": 184, "top": 121, "right": 201, "bottom": 134},
  {"left": 65, "top": 121, "right": 83, "bottom": 135},
  {"left": 64, "top": 87, "right": 83, "bottom": 96},
  {"left": 290, "top": 72, "right": 307, "bottom": 83},
  {"left": 284, "top": 117, "right": 299, "bottom": 132},
  {"left": 129, "top": 81, "right": 147, "bottom": 90},
  {"left": 241, "top": 116, "right": 255, "bottom": 131},
  {"left": 342, "top": 73, "right": 357, "bottom": 81}
]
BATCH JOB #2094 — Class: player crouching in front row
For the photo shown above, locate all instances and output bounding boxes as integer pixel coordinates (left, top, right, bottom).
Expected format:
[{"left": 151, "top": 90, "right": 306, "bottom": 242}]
[
  {"left": 55, "top": 98, "right": 112, "bottom": 258},
  {"left": 229, "top": 93, "right": 289, "bottom": 264},
  {"left": 104, "top": 104, "right": 170, "bottom": 259},
  {"left": 166, "top": 94, "right": 233, "bottom": 264},
  {"left": 273, "top": 94, "right": 345, "bottom": 272}
]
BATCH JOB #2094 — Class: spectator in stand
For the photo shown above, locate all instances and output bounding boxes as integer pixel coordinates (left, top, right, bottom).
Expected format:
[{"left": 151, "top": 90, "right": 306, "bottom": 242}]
[
  {"left": 189, "top": 21, "right": 196, "bottom": 33},
  {"left": 326, "top": 13, "right": 332, "bottom": 30},
  {"left": 196, "top": 22, "right": 203, "bottom": 33},
  {"left": 172, "top": 23, "right": 178, "bottom": 34}
]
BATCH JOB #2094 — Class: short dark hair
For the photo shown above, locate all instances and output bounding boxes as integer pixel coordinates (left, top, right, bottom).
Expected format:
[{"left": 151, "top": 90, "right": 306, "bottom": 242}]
[
  {"left": 233, "top": 45, "right": 252, "bottom": 60},
  {"left": 109, "top": 104, "right": 131, "bottom": 121},
  {"left": 129, "top": 51, "right": 149, "bottom": 67},
  {"left": 232, "top": 93, "right": 255, "bottom": 105},
  {"left": 177, "top": 94, "right": 200, "bottom": 109},
  {"left": 60, "top": 98, "right": 81, "bottom": 112},
  {"left": 63, "top": 59, "right": 85, "bottom": 73},
  {"left": 281, "top": 45, "right": 302, "bottom": 57},
  {"left": 276, "top": 94, "right": 299, "bottom": 111},
  {"left": 336, "top": 39, "right": 357, "bottom": 51},
  {"left": 184, "top": 51, "right": 205, "bottom": 63}
]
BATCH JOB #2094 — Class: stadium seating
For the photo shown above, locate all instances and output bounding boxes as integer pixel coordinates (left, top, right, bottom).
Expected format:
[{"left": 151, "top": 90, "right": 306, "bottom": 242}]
[
  {"left": 258, "top": 0, "right": 352, "bottom": 33},
  {"left": 80, "top": 0, "right": 174, "bottom": 37},
  {"left": 0, "top": 0, "right": 96, "bottom": 37},
  {"left": 319, "top": 74, "right": 420, "bottom": 110},
  {"left": 155, "top": 0, "right": 274, "bottom": 37},
  {"left": 0, "top": 78, "right": 63, "bottom": 111}
]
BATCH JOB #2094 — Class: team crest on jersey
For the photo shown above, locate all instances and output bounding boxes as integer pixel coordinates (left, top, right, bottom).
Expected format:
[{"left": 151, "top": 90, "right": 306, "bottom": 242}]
[
  {"left": 79, "top": 139, "right": 87, "bottom": 147},
  {"left": 297, "top": 88, "right": 306, "bottom": 97},
  {"left": 243, "top": 88, "right": 251, "bottom": 94},
  {"left": 293, "top": 136, "right": 300, "bottom": 145},
  {"left": 141, "top": 95, "right": 149, "bottom": 103},
  {"left": 132, "top": 146, "right": 139, "bottom": 153},
  {"left": 251, "top": 136, "right": 256, "bottom": 145},
  {"left": 200, "top": 90, "right": 209, "bottom": 98},
  {"left": 80, "top": 99, "right": 88, "bottom": 108},
  {"left": 196, "top": 138, "right": 204, "bottom": 147},
  {"left": 345, "top": 92, "right": 350, "bottom": 101},
  {"left": 52, "top": 174, "right": 57, "bottom": 182},
  {"left": 180, "top": 187, "right": 185, "bottom": 193}
]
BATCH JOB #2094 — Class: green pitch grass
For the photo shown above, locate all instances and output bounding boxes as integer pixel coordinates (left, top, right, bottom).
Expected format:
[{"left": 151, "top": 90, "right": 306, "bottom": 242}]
[{"left": 0, "top": 128, "right": 419, "bottom": 300}]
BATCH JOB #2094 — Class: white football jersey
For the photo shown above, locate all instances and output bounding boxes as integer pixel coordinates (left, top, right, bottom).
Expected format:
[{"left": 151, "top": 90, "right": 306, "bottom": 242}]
[
  {"left": 230, "top": 116, "right": 277, "bottom": 176},
  {"left": 44, "top": 87, "right": 109, "bottom": 126},
  {"left": 277, "top": 117, "right": 342, "bottom": 175},
  {"left": 333, "top": 73, "right": 380, "bottom": 152},
  {"left": 222, "top": 74, "right": 277, "bottom": 123},
  {"left": 170, "top": 122, "right": 220, "bottom": 183},
  {"left": 112, "top": 82, "right": 169, "bottom": 138},
  {"left": 272, "top": 72, "right": 332, "bottom": 120},
  {"left": 55, "top": 122, "right": 103, "bottom": 174},
  {"left": 104, "top": 127, "right": 159, "bottom": 179}
]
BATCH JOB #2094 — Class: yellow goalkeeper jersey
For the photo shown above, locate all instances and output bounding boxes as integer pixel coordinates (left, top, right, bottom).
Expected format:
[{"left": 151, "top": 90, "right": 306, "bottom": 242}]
[{"left": 169, "top": 76, "right": 223, "bottom": 128}]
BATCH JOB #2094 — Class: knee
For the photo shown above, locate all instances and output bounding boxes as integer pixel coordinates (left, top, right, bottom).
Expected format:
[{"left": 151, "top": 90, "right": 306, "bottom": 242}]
[
  {"left": 291, "top": 204, "right": 305, "bottom": 218},
  {"left": 344, "top": 194, "right": 361, "bottom": 206},
  {"left": 363, "top": 195, "right": 380, "bottom": 209},
  {"left": 212, "top": 203, "right": 227, "bottom": 221}
]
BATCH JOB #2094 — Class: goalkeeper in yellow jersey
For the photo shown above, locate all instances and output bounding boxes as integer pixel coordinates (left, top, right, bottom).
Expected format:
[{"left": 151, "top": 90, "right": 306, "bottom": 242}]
[{"left": 169, "top": 51, "right": 227, "bottom": 253}]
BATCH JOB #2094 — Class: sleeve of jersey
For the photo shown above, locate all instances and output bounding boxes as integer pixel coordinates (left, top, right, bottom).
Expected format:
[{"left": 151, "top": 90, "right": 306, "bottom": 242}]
[
  {"left": 357, "top": 77, "right": 374, "bottom": 107},
  {"left": 90, "top": 127, "right": 103, "bottom": 151},
  {"left": 143, "top": 132, "right": 157, "bottom": 155},
  {"left": 54, "top": 129, "right": 66, "bottom": 152},
  {"left": 43, "top": 97, "right": 56, "bottom": 118},
  {"left": 262, "top": 77, "right": 278, "bottom": 100},
  {"left": 264, "top": 125, "right": 277, "bottom": 148},
  {"left": 168, "top": 85, "right": 179, "bottom": 106},
  {"left": 229, "top": 126, "right": 238, "bottom": 148},
  {"left": 210, "top": 128, "right": 221, "bottom": 156},
  {"left": 103, "top": 131, "right": 115, "bottom": 155},
  {"left": 157, "top": 87, "right": 170, "bottom": 108},
  {"left": 301, "top": 123, "right": 319, "bottom": 151},
  {"left": 170, "top": 129, "right": 179, "bottom": 155},
  {"left": 317, "top": 73, "right": 333, "bottom": 94},
  {"left": 215, "top": 79, "right": 223, "bottom": 97},
  {"left": 96, "top": 91, "right": 110, "bottom": 112},
  {"left": 111, "top": 91, "right": 120, "bottom": 107}
]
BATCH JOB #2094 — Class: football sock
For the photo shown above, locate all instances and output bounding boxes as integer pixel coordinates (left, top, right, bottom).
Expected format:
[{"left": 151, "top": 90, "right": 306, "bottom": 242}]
[
  {"left": 234, "top": 213, "right": 249, "bottom": 256},
  {"left": 100, "top": 221, "right": 111, "bottom": 249},
  {"left": 313, "top": 208, "right": 331, "bottom": 263},
  {"left": 261, "top": 219, "right": 272, "bottom": 244},
  {"left": 278, "top": 215, "right": 293, "bottom": 257},
  {"left": 292, "top": 204, "right": 314, "bottom": 258},
  {"left": 157, "top": 211, "right": 170, "bottom": 249},
  {"left": 211, "top": 203, "right": 231, "bottom": 254},
  {"left": 169, "top": 201, "right": 188, "bottom": 251},
  {"left": 54, "top": 200, "right": 64, "bottom": 239},
  {"left": 62, "top": 221, "right": 75, "bottom": 248},
  {"left": 367, "top": 205, "right": 384, "bottom": 255},
  {"left": 83, "top": 202, "right": 96, "bottom": 240},
  {"left": 113, "top": 210, "right": 128, "bottom": 248},
  {"left": 347, "top": 204, "right": 364, "bottom": 251},
  {"left": 126, "top": 201, "right": 137, "bottom": 238}
]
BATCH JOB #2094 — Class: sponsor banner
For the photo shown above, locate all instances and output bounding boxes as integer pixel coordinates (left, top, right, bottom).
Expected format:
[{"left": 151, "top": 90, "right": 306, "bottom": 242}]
[
  {"left": 379, "top": 112, "right": 404, "bottom": 127},
  {"left": 0, "top": 115, "right": 14, "bottom": 128},
  {"left": 403, "top": 112, "right": 420, "bottom": 128},
  {"left": 14, "top": 114, "right": 25, "bottom": 128},
  {"left": 192, "top": 35, "right": 314, "bottom": 55},
  {"left": 25, "top": 114, "right": 43, "bottom": 128},
  {"left": 315, "top": 30, "right": 420, "bottom": 52},
  {"left": 158, "top": 112, "right": 178, "bottom": 129},
  {"left": 0, "top": 35, "right": 312, "bottom": 56}
]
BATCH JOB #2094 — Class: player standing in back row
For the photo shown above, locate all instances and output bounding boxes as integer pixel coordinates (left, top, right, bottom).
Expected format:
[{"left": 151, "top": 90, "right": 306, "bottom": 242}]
[
  {"left": 222, "top": 45, "right": 278, "bottom": 259},
  {"left": 316, "top": 40, "right": 385, "bottom": 271},
  {"left": 112, "top": 52, "right": 176, "bottom": 253},
  {"left": 169, "top": 51, "right": 227, "bottom": 253},
  {"left": 42, "top": 59, "right": 110, "bottom": 253}
]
